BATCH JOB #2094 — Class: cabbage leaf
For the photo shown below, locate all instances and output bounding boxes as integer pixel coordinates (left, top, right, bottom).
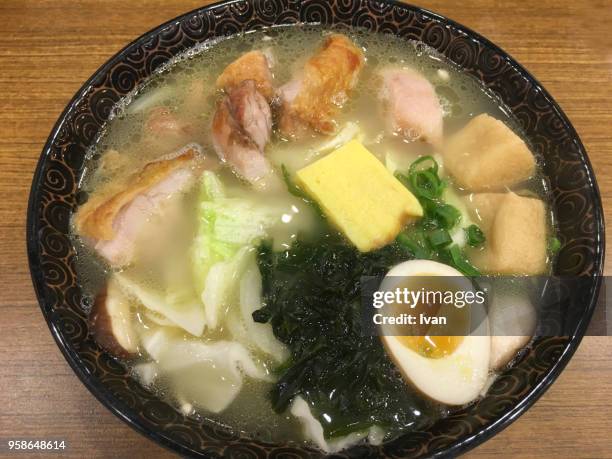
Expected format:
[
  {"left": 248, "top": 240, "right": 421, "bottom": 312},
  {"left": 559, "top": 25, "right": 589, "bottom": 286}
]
[{"left": 191, "top": 171, "right": 289, "bottom": 330}]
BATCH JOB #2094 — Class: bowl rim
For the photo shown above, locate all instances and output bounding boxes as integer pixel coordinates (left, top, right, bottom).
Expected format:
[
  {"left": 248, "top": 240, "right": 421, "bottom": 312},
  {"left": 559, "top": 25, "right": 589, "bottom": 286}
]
[{"left": 26, "top": 0, "right": 606, "bottom": 457}]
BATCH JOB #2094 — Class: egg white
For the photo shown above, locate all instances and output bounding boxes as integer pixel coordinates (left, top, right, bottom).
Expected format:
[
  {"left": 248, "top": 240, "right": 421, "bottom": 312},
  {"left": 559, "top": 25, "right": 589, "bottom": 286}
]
[{"left": 379, "top": 260, "right": 491, "bottom": 405}]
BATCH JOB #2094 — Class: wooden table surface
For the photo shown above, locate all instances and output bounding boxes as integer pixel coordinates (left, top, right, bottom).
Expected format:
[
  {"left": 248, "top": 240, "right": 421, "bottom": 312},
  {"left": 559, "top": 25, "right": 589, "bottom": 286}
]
[{"left": 1, "top": 0, "right": 611, "bottom": 457}]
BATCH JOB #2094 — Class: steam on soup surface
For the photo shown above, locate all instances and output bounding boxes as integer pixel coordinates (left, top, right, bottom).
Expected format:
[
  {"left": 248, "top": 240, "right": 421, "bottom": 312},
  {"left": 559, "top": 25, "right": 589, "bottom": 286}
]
[{"left": 72, "top": 26, "right": 554, "bottom": 451}]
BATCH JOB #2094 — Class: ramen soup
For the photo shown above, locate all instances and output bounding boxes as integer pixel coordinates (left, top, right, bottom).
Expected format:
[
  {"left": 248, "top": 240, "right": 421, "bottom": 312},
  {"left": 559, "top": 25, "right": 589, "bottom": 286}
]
[{"left": 72, "top": 26, "right": 554, "bottom": 451}]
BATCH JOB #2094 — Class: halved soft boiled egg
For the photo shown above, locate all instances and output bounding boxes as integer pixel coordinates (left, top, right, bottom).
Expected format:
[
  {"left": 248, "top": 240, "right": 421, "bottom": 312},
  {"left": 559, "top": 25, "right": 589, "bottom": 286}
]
[{"left": 379, "top": 260, "right": 490, "bottom": 405}]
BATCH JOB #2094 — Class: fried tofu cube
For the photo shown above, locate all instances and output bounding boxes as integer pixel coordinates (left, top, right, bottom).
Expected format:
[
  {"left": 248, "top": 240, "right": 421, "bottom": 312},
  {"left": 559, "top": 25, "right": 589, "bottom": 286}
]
[
  {"left": 443, "top": 114, "right": 535, "bottom": 191},
  {"left": 468, "top": 192, "right": 547, "bottom": 274},
  {"left": 296, "top": 140, "right": 422, "bottom": 251}
]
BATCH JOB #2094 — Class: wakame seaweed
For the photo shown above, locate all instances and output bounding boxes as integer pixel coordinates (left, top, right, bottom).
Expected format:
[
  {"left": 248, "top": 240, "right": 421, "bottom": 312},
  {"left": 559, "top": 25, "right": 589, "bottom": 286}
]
[{"left": 254, "top": 231, "right": 441, "bottom": 439}]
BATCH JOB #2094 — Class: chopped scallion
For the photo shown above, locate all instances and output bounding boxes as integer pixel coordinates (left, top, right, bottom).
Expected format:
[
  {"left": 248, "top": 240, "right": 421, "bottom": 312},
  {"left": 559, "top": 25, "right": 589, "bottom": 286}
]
[
  {"left": 396, "top": 231, "right": 432, "bottom": 259},
  {"left": 433, "top": 204, "right": 461, "bottom": 229},
  {"left": 549, "top": 236, "right": 561, "bottom": 254},
  {"left": 465, "top": 224, "right": 486, "bottom": 247},
  {"left": 442, "top": 245, "right": 481, "bottom": 277},
  {"left": 409, "top": 155, "right": 439, "bottom": 175},
  {"left": 427, "top": 228, "right": 452, "bottom": 248}
]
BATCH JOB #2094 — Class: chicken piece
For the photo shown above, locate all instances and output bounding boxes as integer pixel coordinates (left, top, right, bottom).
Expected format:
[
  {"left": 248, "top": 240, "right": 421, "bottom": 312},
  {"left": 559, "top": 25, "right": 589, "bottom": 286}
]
[
  {"left": 379, "top": 68, "right": 443, "bottom": 145},
  {"left": 467, "top": 192, "right": 547, "bottom": 275},
  {"left": 74, "top": 146, "right": 200, "bottom": 266},
  {"left": 216, "top": 50, "right": 275, "bottom": 101},
  {"left": 145, "top": 106, "right": 194, "bottom": 137},
  {"left": 98, "top": 149, "right": 129, "bottom": 175},
  {"left": 279, "top": 34, "right": 365, "bottom": 138},
  {"left": 211, "top": 79, "right": 275, "bottom": 186},
  {"left": 443, "top": 114, "right": 535, "bottom": 191},
  {"left": 143, "top": 107, "right": 198, "bottom": 156}
]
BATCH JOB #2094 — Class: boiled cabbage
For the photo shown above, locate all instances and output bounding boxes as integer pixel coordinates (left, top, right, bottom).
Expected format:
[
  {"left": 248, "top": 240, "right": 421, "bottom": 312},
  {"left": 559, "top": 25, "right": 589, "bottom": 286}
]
[
  {"left": 317, "top": 122, "right": 364, "bottom": 153},
  {"left": 192, "top": 171, "right": 289, "bottom": 329},
  {"left": 238, "top": 253, "right": 289, "bottom": 363},
  {"left": 201, "top": 246, "right": 251, "bottom": 330},
  {"left": 115, "top": 273, "right": 206, "bottom": 337},
  {"left": 290, "top": 397, "right": 384, "bottom": 453},
  {"left": 139, "top": 328, "right": 271, "bottom": 413}
]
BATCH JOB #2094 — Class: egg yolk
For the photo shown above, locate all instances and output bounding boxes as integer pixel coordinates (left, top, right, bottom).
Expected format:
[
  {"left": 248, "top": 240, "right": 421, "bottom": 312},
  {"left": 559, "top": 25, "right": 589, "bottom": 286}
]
[
  {"left": 397, "top": 335, "right": 464, "bottom": 359},
  {"left": 386, "top": 275, "right": 470, "bottom": 359}
]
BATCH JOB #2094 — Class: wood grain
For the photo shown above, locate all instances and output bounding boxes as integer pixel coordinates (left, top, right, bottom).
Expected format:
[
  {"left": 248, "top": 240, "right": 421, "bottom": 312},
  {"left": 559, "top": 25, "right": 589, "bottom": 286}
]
[{"left": 0, "top": 0, "right": 610, "bottom": 457}]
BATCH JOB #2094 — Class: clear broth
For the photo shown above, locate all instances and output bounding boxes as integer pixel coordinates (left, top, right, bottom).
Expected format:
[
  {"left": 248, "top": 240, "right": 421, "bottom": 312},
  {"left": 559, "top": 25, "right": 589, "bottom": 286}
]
[{"left": 72, "top": 25, "right": 552, "bottom": 446}]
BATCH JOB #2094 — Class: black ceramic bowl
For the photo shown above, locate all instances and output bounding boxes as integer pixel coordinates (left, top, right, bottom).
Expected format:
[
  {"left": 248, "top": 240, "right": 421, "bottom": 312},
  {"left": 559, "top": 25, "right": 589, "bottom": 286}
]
[{"left": 27, "top": 1, "right": 605, "bottom": 457}]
